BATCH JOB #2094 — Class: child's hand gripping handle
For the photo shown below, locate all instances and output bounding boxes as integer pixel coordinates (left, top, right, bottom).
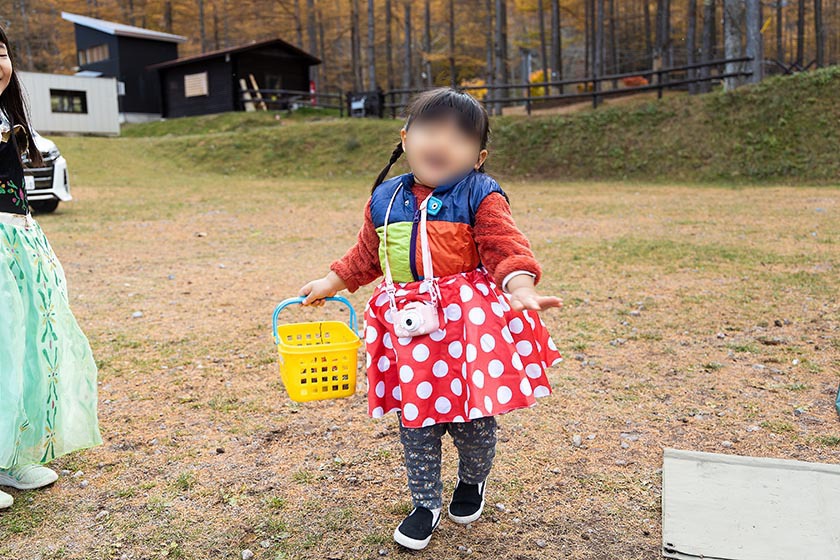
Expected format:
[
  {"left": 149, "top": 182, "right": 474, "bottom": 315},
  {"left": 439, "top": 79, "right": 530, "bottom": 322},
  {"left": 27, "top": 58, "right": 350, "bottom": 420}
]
[{"left": 272, "top": 295, "right": 360, "bottom": 344}]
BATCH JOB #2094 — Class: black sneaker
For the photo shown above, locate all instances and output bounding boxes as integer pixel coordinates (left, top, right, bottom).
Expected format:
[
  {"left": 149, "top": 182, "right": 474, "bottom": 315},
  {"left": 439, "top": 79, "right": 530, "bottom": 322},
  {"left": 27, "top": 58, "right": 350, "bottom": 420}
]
[
  {"left": 393, "top": 507, "right": 442, "bottom": 550},
  {"left": 447, "top": 477, "right": 486, "bottom": 524}
]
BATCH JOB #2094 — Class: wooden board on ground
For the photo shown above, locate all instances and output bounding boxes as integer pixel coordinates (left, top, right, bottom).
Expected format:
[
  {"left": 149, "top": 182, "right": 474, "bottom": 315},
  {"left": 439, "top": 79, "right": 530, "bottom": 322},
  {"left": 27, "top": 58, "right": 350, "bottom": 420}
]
[{"left": 662, "top": 448, "right": 840, "bottom": 560}]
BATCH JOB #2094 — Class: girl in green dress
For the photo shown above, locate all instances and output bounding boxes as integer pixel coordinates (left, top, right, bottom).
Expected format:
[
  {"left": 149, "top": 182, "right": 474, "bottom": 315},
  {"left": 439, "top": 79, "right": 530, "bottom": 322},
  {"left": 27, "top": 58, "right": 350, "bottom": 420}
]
[{"left": 0, "top": 26, "right": 101, "bottom": 510}]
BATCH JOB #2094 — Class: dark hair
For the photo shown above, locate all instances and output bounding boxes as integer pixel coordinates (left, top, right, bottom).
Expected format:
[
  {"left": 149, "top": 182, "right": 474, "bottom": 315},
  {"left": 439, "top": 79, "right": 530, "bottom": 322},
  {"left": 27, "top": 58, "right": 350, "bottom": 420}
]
[
  {"left": 372, "top": 88, "right": 490, "bottom": 192},
  {"left": 0, "top": 26, "right": 43, "bottom": 167}
]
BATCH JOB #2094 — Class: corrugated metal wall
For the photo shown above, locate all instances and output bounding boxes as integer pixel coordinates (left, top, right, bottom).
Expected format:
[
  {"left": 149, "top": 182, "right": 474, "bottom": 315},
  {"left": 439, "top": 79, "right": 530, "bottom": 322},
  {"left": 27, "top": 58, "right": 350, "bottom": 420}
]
[{"left": 19, "top": 72, "right": 121, "bottom": 136}]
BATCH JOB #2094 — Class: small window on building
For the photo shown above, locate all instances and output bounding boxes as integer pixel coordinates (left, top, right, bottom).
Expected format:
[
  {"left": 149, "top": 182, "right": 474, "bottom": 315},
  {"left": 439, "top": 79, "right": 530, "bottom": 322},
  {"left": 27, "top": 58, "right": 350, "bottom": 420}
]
[
  {"left": 78, "top": 44, "right": 110, "bottom": 65},
  {"left": 184, "top": 72, "right": 209, "bottom": 97},
  {"left": 50, "top": 89, "right": 88, "bottom": 114}
]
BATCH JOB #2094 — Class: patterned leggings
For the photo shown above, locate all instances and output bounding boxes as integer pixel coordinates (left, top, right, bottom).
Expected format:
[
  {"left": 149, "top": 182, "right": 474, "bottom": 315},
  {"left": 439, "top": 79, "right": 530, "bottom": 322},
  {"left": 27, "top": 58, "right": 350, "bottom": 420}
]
[{"left": 397, "top": 412, "right": 497, "bottom": 510}]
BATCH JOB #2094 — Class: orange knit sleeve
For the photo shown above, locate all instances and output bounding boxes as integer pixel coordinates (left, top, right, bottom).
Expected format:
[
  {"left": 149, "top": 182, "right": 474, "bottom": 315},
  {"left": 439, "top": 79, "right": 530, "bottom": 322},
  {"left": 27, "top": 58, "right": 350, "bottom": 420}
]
[{"left": 329, "top": 199, "right": 383, "bottom": 293}]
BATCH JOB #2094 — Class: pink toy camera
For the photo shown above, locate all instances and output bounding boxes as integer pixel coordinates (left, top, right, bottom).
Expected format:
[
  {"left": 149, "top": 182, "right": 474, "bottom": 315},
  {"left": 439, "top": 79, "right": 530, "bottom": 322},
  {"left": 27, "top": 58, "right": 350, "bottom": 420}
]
[{"left": 394, "top": 301, "right": 440, "bottom": 338}]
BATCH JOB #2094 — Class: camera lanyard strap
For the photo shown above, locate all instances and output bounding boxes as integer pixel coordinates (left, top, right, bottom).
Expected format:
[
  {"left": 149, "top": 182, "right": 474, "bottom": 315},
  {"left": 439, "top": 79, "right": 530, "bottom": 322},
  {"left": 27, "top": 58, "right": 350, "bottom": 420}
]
[{"left": 381, "top": 183, "right": 441, "bottom": 315}]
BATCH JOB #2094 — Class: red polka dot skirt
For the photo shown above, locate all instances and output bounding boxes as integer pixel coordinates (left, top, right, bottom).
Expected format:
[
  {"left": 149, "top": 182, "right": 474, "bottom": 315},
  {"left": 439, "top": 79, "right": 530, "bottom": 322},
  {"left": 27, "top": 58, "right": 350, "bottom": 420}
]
[{"left": 363, "top": 268, "right": 562, "bottom": 428}]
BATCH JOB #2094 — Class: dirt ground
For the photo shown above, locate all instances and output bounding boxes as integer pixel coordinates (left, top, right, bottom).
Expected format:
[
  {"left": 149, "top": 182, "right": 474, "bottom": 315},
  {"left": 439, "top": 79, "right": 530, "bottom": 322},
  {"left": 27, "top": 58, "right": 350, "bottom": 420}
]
[{"left": 1, "top": 158, "right": 838, "bottom": 560}]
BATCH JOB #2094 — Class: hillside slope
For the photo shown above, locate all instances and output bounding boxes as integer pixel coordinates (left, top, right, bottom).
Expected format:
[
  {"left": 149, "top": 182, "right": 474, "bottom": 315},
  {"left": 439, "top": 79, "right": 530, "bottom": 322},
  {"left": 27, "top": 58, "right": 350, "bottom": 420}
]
[{"left": 111, "top": 67, "right": 840, "bottom": 185}]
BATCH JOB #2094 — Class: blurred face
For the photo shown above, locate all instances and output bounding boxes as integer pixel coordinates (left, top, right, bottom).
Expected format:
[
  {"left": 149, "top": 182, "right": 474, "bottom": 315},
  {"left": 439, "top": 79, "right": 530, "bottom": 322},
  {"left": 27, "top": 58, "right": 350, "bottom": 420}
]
[
  {"left": 400, "top": 115, "right": 488, "bottom": 187},
  {"left": 0, "top": 43, "right": 10, "bottom": 96}
]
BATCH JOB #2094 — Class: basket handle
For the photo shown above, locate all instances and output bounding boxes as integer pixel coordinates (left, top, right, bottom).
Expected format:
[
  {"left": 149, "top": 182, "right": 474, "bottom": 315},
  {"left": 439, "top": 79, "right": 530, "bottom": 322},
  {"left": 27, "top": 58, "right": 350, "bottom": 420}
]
[{"left": 272, "top": 295, "right": 359, "bottom": 344}]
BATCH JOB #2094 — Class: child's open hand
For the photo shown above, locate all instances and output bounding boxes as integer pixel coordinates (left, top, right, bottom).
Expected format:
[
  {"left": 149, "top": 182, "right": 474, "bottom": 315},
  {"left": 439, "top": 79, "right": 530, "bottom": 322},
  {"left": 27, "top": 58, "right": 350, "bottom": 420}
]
[
  {"left": 508, "top": 286, "right": 563, "bottom": 312},
  {"left": 298, "top": 271, "right": 346, "bottom": 306},
  {"left": 505, "top": 274, "right": 562, "bottom": 312}
]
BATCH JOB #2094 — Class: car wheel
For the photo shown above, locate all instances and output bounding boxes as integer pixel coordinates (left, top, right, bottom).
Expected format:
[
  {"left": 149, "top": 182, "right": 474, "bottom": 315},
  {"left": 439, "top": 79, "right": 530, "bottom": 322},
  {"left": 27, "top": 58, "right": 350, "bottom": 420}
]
[{"left": 30, "top": 200, "right": 60, "bottom": 214}]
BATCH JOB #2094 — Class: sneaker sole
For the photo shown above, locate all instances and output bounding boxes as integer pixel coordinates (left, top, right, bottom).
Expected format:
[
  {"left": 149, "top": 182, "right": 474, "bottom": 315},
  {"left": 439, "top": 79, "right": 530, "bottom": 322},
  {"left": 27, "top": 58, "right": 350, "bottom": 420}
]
[
  {"left": 0, "top": 471, "right": 58, "bottom": 491},
  {"left": 393, "top": 514, "right": 441, "bottom": 550},
  {"left": 447, "top": 500, "right": 485, "bottom": 525},
  {"left": 0, "top": 493, "right": 12, "bottom": 509}
]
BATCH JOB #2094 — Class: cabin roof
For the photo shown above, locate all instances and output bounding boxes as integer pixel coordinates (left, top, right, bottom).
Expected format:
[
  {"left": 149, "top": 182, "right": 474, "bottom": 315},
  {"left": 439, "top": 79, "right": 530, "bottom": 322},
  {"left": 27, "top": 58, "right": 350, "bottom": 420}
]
[
  {"left": 148, "top": 37, "right": 321, "bottom": 70},
  {"left": 61, "top": 11, "right": 187, "bottom": 44}
]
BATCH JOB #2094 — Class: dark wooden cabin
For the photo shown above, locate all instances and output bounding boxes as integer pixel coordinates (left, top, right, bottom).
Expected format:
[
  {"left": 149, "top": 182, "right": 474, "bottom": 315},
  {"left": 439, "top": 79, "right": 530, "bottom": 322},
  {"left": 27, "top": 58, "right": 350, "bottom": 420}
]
[
  {"left": 149, "top": 39, "right": 321, "bottom": 119},
  {"left": 61, "top": 12, "right": 186, "bottom": 120}
]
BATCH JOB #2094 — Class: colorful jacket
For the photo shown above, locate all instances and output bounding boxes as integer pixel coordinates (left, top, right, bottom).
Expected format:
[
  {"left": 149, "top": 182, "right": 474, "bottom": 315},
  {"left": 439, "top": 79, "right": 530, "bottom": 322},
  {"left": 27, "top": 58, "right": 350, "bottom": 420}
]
[{"left": 369, "top": 170, "right": 507, "bottom": 282}]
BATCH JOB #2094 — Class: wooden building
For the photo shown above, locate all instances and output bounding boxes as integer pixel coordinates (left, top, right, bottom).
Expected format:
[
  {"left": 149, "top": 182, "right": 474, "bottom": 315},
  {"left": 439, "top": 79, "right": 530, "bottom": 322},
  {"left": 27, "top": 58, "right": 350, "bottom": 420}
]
[
  {"left": 61, "top": 12, "right": 186, "bottom": 122},
  {"left": 19, "top": 71, "right": 120, "bottom": 135},
  {"left": 149, "top": 39, "right": 321, "bottom": 119}
]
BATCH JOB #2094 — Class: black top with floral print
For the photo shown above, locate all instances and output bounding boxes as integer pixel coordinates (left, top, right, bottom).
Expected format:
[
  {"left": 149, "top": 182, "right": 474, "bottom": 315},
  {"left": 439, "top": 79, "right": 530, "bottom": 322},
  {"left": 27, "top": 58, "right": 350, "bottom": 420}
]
[{"left": 0, "top": 130, "right": 28, "bottom": 215}]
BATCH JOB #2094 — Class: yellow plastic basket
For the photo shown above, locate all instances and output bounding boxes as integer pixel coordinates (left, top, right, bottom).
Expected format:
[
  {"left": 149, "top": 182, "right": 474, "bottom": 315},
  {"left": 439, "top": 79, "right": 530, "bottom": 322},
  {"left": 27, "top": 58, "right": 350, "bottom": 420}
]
[{"left": 272, "top": 296, "right": 361, "bottom": 402}]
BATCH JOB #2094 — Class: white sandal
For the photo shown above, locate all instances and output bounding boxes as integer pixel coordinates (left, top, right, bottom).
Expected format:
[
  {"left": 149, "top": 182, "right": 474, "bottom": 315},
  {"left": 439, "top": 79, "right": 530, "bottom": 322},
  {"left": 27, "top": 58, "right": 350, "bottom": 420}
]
[
  {"left": 0, "top": 489, "right": 12, "bottom": 509},
  {"left": 0, "top": 465, "right": 59, "bottom": 490}
]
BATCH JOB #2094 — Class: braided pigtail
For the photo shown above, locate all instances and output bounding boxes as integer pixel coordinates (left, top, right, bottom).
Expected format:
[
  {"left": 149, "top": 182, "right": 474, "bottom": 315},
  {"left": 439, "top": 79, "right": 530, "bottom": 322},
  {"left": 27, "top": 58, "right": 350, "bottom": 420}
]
[{"left": 371, "top": 141, "right": 404, "bottom": 192}]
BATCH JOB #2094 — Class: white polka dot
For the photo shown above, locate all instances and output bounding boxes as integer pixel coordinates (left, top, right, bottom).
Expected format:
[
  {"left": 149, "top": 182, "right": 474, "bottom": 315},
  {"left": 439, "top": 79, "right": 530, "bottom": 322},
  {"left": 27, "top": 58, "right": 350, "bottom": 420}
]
[
  {"left": 416, "top": 381, "right": 433, "bottom": 399},
  {"left": 484, "top": 396, "right": 494, "bottom": 413},
  {"left": 430, "top": 328, "right": 446, "bottom": 341},
  {"left": 375, "top": 381, "right": 385, "bottom": 398},
  {"left": 460, "top": 285, "right": 474, "bottom": 302},
  {"left": 365, "top": 353, "right": 372, "bottom": 368},
  {"left": 403, "top": 403, "right": 419, "bottom": 421},
  {"left": 453, "top": 415, "right": 465, "bottom": 423},
  {"left": 433, "top": 360, "right": 449, "bottom": 377},
  {"left": 497, "top": 386, "right": 512, "bottom": 404},
  {"left": 516, "top": 340, "right": 533, "bottom": 357},
  {"left": 468, "top": 308, "right": 486, "bottom": 325},
  {"left": 466, "top": 344, "right": 478, "bottom": 363},
  {"left": 448, "top": 341, "right": 463, "bottom": 359},
  {"left": 383, "top": 332, "right": 393, "bottom": 349},
  {"left": 397, "top": 336, "right": 412, "bottom": 346},
  {"left": 480, "top": 333, "right": 496, "bottom": 352},
  {"left": 422, "top": 417, "right": 436, "bottom": 427},
  {"left": 476, "top": 283, "right": 490, "bottom": 296},
  {"left": 365, "top": 326, "right": 378, "bottom": 343},
  {"left": 501, "top": 326, "right": 514, "bottom": 343},
  {"left": 445, "top": 303, "right": 462, "bottom": 321},
  {"left": 384, "top": 309, "right": 395, "bottom": 324},
  {"left": 461, "top": 362, "right": 468, "bottom": 378},
  {"left": 509, "top": 317, "right": 524, "bottom": 334},
  {"left": 533, "top": 385, "right": 550, "bottom": 398},
  {"left": 399, "top": 365, "right": 414, "bottom": 383},
  {"left": 412, "top": 344, "right": 430, "bottom": 362},
  {"left": 472, "top": 369, "right": 485, "bottom": 388},
  {"left": 548, "top": 338, "right": 558, "bottom": 351},
  {"left": 524, "top": 313, "right": 536, "bottom": 329},
  {"left": 435, "top": 396, "right": 452, "bottom": 414},
  {"left": 375, "top": 292, "right": 390, "bottom": 307},
  {"left": 520, "top": 377, "right": 533, "bottom": 396},
  {"left": 469, "top": 407, "right": 484, "bottom": 419},
  {"left": 450, "top": 378, "right": 463, "bottom": 396},
  {"left": 525, "top": 363, "right": 543, "bottom": 379},
  {"left": 418, "top": 282, "right": 429, "bottom": 294},
  {"left": 536, "top": 341, "right": 542, "bottom": 352},
  {"left": 392, "top": 386, "right": 402, "bottom": 400},
  {"left": 372, "top": 406, "right": 384, "bottom": 418},
  {"left": 488, "top": 359, "right": 505, "bottom": 378},
  {"left": 491, "top": 302, "right": 505, "bottom": 317},
  {"left": 395, "top": 289, "right": 409, "bottom": 297},
  {"left": 377, "top": 356, "right": 391, "bottom": 372}
]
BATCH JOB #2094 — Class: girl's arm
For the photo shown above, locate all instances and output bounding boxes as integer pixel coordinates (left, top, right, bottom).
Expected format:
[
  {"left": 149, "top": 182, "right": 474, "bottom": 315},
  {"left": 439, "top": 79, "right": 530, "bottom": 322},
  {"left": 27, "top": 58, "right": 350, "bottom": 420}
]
[
  {"left": 473, "top": 193, "right": 562, "bottom": 312},
  {"left": 299, "top": 200, "right": 382, "bottom": 306}
]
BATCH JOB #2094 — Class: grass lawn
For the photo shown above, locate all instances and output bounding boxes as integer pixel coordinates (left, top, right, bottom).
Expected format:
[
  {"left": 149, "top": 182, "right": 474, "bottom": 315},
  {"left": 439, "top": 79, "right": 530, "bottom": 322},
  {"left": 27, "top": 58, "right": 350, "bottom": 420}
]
[{"left": 0, "top": 135, "right": 838, "bottom": 560}]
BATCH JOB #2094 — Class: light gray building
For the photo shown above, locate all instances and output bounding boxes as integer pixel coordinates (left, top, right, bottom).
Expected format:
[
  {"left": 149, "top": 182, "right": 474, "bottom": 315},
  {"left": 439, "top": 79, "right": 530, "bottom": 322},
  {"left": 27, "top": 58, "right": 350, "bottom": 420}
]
[{"left": 19, "top": 71, "right": 120, "bottom": 136}]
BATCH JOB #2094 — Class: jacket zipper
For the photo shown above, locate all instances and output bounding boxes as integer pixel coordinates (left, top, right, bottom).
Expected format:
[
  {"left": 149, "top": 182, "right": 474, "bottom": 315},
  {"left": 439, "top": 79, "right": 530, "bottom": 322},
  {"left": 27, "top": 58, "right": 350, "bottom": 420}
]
[{"left": 408, "top": 204, "right": 421, "bottom": 281}]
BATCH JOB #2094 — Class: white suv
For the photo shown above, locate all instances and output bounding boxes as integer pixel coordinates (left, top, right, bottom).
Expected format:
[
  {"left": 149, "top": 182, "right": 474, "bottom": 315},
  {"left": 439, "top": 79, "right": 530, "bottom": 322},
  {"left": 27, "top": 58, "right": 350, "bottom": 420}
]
[{"left": 23, "top": 132, "right": 71, "bottom": 213}]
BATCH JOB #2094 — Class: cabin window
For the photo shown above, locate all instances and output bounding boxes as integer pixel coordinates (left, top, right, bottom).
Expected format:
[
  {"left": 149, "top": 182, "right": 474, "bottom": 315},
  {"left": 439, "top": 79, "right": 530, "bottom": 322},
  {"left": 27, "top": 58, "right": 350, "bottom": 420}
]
[
  {"left": 50, "top": 89, "right": 88, "bottom": 114},
  {"left": 78, "top": 44, "right": 110, "bottom": 65},
  {"left": 184, "top": 72, "right": 209, "bottom": 97}
]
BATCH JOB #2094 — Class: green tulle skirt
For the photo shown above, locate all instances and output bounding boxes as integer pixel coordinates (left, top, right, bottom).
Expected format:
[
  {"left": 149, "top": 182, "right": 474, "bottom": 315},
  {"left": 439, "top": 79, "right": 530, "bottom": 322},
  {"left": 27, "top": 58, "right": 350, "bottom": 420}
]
[{"left": 0, "top": 213, "right": 101, "bottom": 469}]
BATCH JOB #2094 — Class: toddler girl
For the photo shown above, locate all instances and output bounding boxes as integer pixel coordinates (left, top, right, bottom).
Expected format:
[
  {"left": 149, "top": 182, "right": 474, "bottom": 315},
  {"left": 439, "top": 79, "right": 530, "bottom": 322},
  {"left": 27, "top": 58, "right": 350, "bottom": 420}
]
[{"left": 299, "top": 88, "right": 561, "bottom": 550}]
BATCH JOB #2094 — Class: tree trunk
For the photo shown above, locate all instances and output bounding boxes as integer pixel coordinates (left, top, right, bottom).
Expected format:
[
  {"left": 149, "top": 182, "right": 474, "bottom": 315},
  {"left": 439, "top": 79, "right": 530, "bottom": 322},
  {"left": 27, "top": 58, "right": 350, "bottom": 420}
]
[
  {"left": 644, "top": 0, "right": 653, "bottom": 66},
  {"left": 815, "top": 0, "right": 825, "bottom": 66},
  {"left": 723, "top": 0, "right": 745, "bottom": 90},
  {"left": 550, "top": 0, "right": 562, "bottom": 93},
  {"left": 351, "top": 0, "right": 362, "bottom": 90},
  {"left": 699, "top": 0, "right": 715, "bottom": 92},
  {"left": 538, "top": 0, "right": 549, "bottom": 90},
  {"left": 745, "top": 0, "right": 763, "bottom": 82},
  {"left": 776, "top": 0, "right": 784, "bottom": 62},
  {"left": 197, "top": 0, "right": 207, "bottom": 53},
  {"left": 367, "top": 0, "right": 376, "bottom": 89},
  {"left": 294, "top": 0, "right": 304, "bottom": 48},
  {"left": 424, "top": 0, "right": 432, "bottom": 87},
  {"left": 595, "top": 0, "right": 605, "bottom": 101},
  {"left": 688, "top": 0, "right": 698, "bottom": 92},
  {"left": 449, "top": 0, "right": 457, "bottom": 87},
  {"left": 494, "top": 0, "right": 509, "bottom": 113},
  {"left": 386, "top": 0, "right": 394, "bottom": 90},
  {"left": 308, "top": 0, "right": 320, "bottom": 91},
  {"left": 797, "top": 0, "right": 805, "bottom": 65},
  {"left": 403, "top": 1, "right": 413, "bottom": 100}
]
